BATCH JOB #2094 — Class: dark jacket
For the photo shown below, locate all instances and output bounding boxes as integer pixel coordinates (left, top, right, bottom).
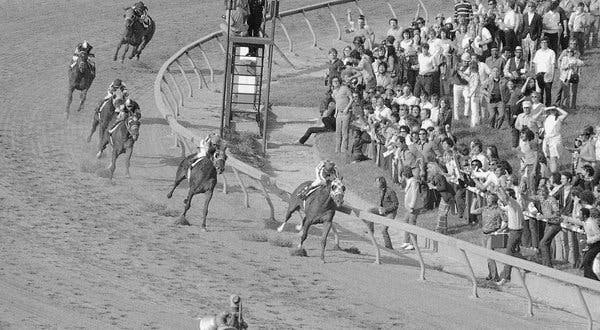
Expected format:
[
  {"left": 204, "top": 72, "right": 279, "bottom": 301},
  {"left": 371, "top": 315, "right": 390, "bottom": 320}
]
[
  {"left": 519, "top": 12, "right": 543, "bottom": 41},
  {"left": 431, "top": 173, "right": 455, "bottom": 203},
  {"left": 379, "top": 188, "right": 399, "bottom": 214}
]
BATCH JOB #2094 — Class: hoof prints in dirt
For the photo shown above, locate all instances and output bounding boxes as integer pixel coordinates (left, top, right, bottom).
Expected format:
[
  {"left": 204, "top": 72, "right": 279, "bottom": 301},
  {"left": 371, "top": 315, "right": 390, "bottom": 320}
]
[
  {"left": 239, "top": 231, "right": 295, "bottom": 248},
  {"left": 290, "top": 248, "right": 307, "bottom": 257},
  {"left": 140, "top": 202, "right": 179, "bottom": 218}
]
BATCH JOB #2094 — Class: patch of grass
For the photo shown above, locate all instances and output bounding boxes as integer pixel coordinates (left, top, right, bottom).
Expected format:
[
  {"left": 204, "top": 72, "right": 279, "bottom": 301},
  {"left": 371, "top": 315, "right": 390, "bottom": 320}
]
[
  {"left": 158, "top": 209, "right": 180, "bottom": 217},
  {"left": 141, "top": 202, "right": 167, "bottom": 213},
  {"left": 80, "top": 159, "right": 104, "bottom": 174},
  {"left": 239, "top": 231, "right": 269, "bottom": 242},
  {"left": 268, "top": 235, "right": 295, "bottom": 248},
  {"left": 342, "top": 246, "right": 361, "bottom": 254},
  {"left": 223, "top": 127, "right": 266, "bottom": 169}
]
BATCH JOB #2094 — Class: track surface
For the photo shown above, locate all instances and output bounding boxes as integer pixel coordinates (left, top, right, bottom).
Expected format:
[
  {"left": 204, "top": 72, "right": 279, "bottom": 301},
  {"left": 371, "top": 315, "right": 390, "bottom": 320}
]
[{"left": 0, "top": 0, "right": 591, "bottom": 328}]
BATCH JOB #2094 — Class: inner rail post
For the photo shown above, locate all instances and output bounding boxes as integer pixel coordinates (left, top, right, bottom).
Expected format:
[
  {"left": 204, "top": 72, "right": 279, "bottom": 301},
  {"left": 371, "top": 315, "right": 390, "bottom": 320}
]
[
  {"left": 327, "top": 4, "right": 341, "bottom": 40},
  {"left": 278, "top": 17, "right": 293, "bottom": 52},
  {"left": 387, "top": 2, "right": 397, "bottom": 19},
  {"left": 410, "top": 233, "right": 425, "bottom": 281},
  {"left": 459, "top": 249, "right": 479, "bottom": 298},
  {"left": 514, "top": 268, "right": 533, "bottom": 317},
  {"left": 197, "top": 46, "right": 215, "bottom": 83},
  {"left": 301, "top": 10, "right": 318, "bottom": 47},
  {"left": 174, "top": 58, "right": 193, "bottom": 98},
  {"left": 233, "top": 168, "right": 250, "bottom": 208},
  {"left": 183, "top": 52, "right": 206, "bottom": 91},
  {"left": 575, "top": 286, "right": 593, "bottom": 330},
  {"left": 165, "top": 70, "right": 184, "bottom": 108}
]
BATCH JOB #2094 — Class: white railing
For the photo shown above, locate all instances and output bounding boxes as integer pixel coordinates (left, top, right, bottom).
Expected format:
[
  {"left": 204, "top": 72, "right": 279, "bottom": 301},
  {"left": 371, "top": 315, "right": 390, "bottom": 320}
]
[{"left": 153, "top": 1, "right": 600, "bottom": 328}]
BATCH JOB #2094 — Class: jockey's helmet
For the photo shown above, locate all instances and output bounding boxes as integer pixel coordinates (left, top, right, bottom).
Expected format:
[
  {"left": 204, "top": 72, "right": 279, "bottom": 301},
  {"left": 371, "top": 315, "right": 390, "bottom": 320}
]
[
  {"left": 209, "top": 134, "right": 222, "bottom": 146},
  {"left": 112, "top": 79, "right": 123, "bottom": 88},
  {"left": 82, "top": 40, "right": 89, "bottom": 49}
]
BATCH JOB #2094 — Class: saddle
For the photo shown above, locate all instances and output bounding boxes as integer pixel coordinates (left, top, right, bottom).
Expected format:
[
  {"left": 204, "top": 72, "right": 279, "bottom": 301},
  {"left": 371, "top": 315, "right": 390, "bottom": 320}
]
[{"left": 298, "top": 184, "right": 325, "bottom": 200}]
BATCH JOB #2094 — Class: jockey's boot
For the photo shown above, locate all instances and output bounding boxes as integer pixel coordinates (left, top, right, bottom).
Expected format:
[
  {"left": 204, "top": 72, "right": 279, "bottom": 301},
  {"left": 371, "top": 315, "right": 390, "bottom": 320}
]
[{"left": 70, "top": 56, "right": 78, "bottom": 68}]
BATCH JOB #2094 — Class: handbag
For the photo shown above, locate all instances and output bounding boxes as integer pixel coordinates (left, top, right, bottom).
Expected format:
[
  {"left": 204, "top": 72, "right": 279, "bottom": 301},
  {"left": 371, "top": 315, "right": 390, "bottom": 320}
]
[{"left": 569, "top": 73, "right": 579, "bottom": 84}]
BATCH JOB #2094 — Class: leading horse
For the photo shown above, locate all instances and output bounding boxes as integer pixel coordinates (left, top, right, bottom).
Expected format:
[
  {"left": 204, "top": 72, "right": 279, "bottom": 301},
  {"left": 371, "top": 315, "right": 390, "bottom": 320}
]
[
  {"left": 66, "top": 52, "right": 95, "bottom": 118},
  {"left": 114, "top": 8, "right": 155, "bottom": 62},
  {"left": 86, "top": 90, "right": 125, "bottom": 158},
  {"left": 166, "top": 149, "right": 228, "bottom": 231},
  {"left": 281, "top": 179, "right": 345, "bottom": 262},
  {"left": 105, "top": 115, "right": 141, "bottom": 181}
]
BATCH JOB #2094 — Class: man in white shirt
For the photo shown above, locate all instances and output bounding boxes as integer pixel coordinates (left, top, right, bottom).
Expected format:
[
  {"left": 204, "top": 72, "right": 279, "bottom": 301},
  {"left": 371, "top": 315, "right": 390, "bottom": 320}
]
[
  {"left": 413, "top": 43, "right": 437, "bottom": 98},
  {"left": 386, "top": 18, "right": 403, "bottom": 43},
  {"left": 501, "top": 0, "right": 520, "bottom": 51},
  {"left": 392, "top": 84, "right": 419, "bottom": 106},
  {"left": 532, "top": 37, "right": 556, "bottom": 106},
  {"left": 568, "top": 2, "right": 587, "bottom": 55}
]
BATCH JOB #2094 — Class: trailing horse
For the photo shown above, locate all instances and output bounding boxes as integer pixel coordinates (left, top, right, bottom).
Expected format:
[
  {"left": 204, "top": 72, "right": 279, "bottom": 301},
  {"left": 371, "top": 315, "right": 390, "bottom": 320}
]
[
  {"left": 86, "top": 90, "right": 125, "bottom": 158},
  {"left": 104, "top": 115, "right": 141, "bottom": 181},
  {"left": 66, "top": 52, "right": 95, "bottom": 118},
  {"left": 281, "top": 179, "right": 345, "bottom": 262},
  {"left": 166, "top": 149, "right": 228, "bottom": 230},
  {"left": 114, "top": 8, "right": 155, "bottom": 62}
]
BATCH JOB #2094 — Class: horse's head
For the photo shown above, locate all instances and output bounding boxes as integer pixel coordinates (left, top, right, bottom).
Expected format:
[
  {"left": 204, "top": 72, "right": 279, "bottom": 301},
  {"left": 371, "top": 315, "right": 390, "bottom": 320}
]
[
  {"left": 329, "top": 178, "right": 346, "bottom": 207},
  {"left": 124, "top": 8, "right": 135, "bottom": 29},
  {"left": 76, "top": 52, "right": 89, "bottom": 72},
  {"left": 126, "top": 116, "right": 140, "bottom": 141},
  {"left": 213, "top": 148, "right": 228, "bottom": 174}
]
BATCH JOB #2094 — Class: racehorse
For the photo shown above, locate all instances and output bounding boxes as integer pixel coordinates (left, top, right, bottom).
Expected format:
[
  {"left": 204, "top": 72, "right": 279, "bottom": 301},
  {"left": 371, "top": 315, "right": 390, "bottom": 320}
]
[
  {"left": 86, "top": 90, "right": 125, "bottom": 158},
  {"left": 166, "top": 149, "right": 228, "bottom": 230},
  {"left": 114, "top": 8, "right": 155, "bottom": 62},
  {"left": 282, "top": 179, "right": 345, "bottom": 262},
  {"left": 104, "top": 115, "right": 141, "bottom": 181},
  {"left": 66, "top": 52, "right": 95, "bottom": 118}
]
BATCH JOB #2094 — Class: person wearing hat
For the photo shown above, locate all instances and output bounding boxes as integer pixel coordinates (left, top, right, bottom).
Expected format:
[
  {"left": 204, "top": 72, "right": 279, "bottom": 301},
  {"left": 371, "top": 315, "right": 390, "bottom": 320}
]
[
  {"left": 519, "top": 1, "right": 543, "bottom": 63},
  {"left": 454, "top": 0, "right": 474, "bottom": 23},
  {"left": 532, "top": 37, "right": 556, "bottom": 106}
]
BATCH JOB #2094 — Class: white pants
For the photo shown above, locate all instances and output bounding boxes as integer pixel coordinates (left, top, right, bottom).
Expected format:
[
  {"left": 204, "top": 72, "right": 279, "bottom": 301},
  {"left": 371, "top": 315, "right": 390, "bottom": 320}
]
[
  {"left": 463, "top": 92, "right": 481, "bottom": 127},
  {"left": 453, "top": 84, "right": 466, "bottom": 120}
]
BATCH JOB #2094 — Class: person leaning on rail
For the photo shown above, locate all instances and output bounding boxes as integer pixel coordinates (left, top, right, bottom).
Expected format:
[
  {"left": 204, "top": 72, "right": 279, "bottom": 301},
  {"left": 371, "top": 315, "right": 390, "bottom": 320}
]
[{"left": 367, "top": 176, "right": 399, "bottom": 250}]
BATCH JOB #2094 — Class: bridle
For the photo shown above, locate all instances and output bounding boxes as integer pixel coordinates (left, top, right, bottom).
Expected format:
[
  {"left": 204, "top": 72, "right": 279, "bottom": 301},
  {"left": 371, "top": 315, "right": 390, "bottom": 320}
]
[
  {"left": 125, "top": 116, "right": 140, "bottom": 141},
  {"left": 212, "top": 149, "right": 228, "bottom": 174},
  {"left": 329, "top": 178, "right": 346, "bottom": 206}
]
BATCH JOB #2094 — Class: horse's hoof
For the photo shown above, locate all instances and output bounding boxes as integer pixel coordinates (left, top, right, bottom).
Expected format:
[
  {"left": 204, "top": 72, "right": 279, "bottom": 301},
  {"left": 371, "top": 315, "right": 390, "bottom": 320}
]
[
  {"left": 276, "top": 224, "right": 285, "bottom": 233},
  {"left": 175, "top": 217, "right": 191, "bottom": 226},
  {"left": 166, "top": 192, "right": 173, "bottom": 199},
  {"left": 373, "top": 260, "right": 381, "bottom": 265},
  {"left": 200, "top": 226, "right": 208, "bottom": 232},
  {"left": 320, "top": 258, "right": 326, "bottom": 264},
  {"left": 125, "top": 173, "right": 131, "bottom": 179},
  {"left": 96, "top": 152, "right": 102, "bottom": 159},
  {"left": 295, "top": 224, "right": 302, "bottom": 231},
  {"left": 183, "top": 198, "right": 188, "bottom": 204}
]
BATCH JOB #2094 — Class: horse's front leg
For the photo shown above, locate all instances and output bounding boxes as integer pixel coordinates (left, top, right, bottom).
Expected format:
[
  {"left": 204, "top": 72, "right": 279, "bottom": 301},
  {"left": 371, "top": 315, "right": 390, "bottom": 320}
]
[
  {"left": 66, "top": 87, "right": 75, "bottom": 118},
  {"left": 87, "top": 112, "right": 99, "bottom": 143},
  {"left": 97, "top": 131, "right": 109, "bottom": 159},
  {"left": 129, "top": 45, "right": 139, "bottom": 60},
  {"left": 320, "top": 220, "right": 333, "bottom": 263},
  {"left": 278, "top": 200, "right": 300, "bottom": 232},
  {"left": 114, "top": 40, "right": 123, "bottom": 61},
  {"left": 200, "top": 189, "right": 214, "bottom": 231},
  {"left": 124, "top": 144, "right": 133, "bottom": 178},
  {"left": 175, "top": 189, "right": 193, "bottom": 226},
  {"left": 331, "top": 223, "right": 341, "bottom": 251},
  {"left": 298, "top": 218, "right": 310, "bottom": 249},
  {"left": 108, "top": 148, "right": 118, "bottom": 182},
  {"left": 78, "top": 88, "right": 89, "bottom": 112},
  {"left": 121, "top": 44, "right": 130, "bottom": 63}
]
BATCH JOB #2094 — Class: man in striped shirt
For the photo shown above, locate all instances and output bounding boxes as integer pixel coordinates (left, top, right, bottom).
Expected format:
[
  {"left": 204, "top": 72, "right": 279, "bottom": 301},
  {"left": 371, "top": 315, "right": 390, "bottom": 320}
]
[{"left": 455, "top": 0, "right": 473, "bottom": 22}]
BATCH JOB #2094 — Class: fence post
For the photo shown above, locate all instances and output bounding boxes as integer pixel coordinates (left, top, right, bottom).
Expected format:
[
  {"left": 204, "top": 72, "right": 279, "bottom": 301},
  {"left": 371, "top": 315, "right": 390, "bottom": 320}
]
[
  {"left": 302, "top": 10, "right": 318, "bottom": 47},
  {"left": 514, "top": 268, "right": 534, "bottom": 317},
  {"left": 258, "top": 179, "right": 276, "bottom": 222},
  {"left": 362, "top": 219, "right": 381, "bottom": 264},
  {"left": 327, "top": 4, "right": 342, "bottom": 40},
  {"left": 198, "top": 46, "right": 215, "bottom": 83},
  {"left": 166, "top": 70, "right": 184, "bottom": 108},
  {"left": 162, "top": 78, "right": 180, "bottom": 117},
  {"left": 278, "top": 17, "right": 293, "bottom": 52},
  {"left": 184, "top": 52, "right": 208, "bottom": 91},
  {"left": 174, "top": 58, "right": 193, "bottom": 98},
  {"left": 410, "top": 233, "right": 426, "bottom": 281},
  {"left": 233, "top": 167, "right": 250, "bottom": 208},
  {"left": 387, "top": 2, "right": 397, "bottom": 19},
  {"left": 214, "top": 35, "right": 227, "bottom": 54},
  {"left": 459, "top": 249, "right": 479, "bottom": 298},
  {"left": 575, "top": 286, "right": 594, "bottom": 330}
]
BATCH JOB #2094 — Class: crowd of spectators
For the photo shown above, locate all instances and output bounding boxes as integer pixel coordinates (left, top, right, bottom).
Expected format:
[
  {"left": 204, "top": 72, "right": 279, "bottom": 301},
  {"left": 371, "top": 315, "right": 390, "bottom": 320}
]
[{"left": 299, "top": 0, "right": 600, "bottom": 282}]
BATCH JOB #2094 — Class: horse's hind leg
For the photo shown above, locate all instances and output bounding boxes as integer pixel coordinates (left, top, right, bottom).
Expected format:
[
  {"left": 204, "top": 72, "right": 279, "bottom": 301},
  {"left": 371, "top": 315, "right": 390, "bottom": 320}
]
[
  {"left": 114, "top": 41, "right": 122, "bottom": 61},
  {"left": 129, "top": 45, "right": 139, "bottom": 60},
  {"left": 121, "top": 44, "right": 130, "bottom": 63},
  {"left": 97, "top": 131, "right": 109, "bottom": 159},
  {"left": 200, "top": 190, "right": 214, "bottom": 231},
  {"left": 175, "top": 189, "right": 194, "bottom": 226},
  {"left": 278, "top": 202, "right": 300, "bottom": 232},
  {"left": 108, "top": 148, "right": 118, "bottom": 182},
  {"left": 166, "top": 164, "right": 187, "bottom": 198},
  {"left": 298, "top": 219, "right": 310, "bottom": 249},
  {"left": 331, "top": 223, "right": 341, "bottom": 250}
]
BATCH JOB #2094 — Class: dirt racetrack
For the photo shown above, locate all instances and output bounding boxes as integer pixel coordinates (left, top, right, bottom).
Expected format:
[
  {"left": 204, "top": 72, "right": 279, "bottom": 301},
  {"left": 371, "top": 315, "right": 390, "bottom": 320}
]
[{"left": 0, "top": 0, "right": 593, "bottom": 328}]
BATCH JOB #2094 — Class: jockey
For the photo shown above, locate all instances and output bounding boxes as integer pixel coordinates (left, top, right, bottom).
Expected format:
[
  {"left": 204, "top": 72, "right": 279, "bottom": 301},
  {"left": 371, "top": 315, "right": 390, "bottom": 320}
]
[
  {"left": 104, "top": 78, "right": 129, "bottom": 100},
  {"left": 299, "top": 160, "right": 340, "bottom": 199},
  {"left": 70, "top": 40, "right": 94, "bottom": 68},
  {"left": 110, "top": 98, "right": 141, "bottom": 132},
  {"left": 132, "top": 1, "right": 149, "bottom": 27},
  {"left": 191, "top": 133, "right": 222, "bottom": 167}
]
